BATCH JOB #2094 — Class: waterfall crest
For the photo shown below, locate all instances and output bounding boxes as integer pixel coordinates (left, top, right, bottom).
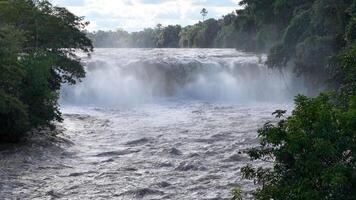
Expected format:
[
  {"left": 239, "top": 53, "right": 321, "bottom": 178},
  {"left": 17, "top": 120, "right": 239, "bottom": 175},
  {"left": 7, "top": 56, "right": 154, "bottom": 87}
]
[{"left": 60, "top": 48, "right": 305, "bottom": 106}]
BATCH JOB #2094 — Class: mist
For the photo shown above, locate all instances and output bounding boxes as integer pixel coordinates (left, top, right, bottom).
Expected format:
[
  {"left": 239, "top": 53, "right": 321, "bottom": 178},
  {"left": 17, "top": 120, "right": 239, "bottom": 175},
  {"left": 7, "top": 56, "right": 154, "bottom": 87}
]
[{"left": 60, "top": 48, "right": 305, "bottom": 107}]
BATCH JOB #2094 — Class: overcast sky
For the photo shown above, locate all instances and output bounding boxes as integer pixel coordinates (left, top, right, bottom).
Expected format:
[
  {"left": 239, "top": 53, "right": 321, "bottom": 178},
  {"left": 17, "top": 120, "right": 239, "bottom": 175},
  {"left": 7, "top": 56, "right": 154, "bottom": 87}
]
[{"left": 51, "top": 0, "right": 241, "bottom": 32}]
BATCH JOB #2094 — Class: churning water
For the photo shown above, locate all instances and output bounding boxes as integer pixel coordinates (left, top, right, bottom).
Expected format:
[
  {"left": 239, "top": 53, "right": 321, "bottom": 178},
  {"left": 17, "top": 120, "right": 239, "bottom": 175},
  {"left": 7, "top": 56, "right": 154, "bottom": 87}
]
[{"left": 0, "top": 49, "right": 304, "bottom": 199}]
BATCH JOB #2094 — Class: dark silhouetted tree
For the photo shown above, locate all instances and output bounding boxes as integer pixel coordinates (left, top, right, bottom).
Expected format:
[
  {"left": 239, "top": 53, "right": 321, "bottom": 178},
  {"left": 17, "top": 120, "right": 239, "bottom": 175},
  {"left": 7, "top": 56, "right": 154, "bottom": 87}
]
[{"left": 200, "top": 8, "right": 208, "bottom": 22}]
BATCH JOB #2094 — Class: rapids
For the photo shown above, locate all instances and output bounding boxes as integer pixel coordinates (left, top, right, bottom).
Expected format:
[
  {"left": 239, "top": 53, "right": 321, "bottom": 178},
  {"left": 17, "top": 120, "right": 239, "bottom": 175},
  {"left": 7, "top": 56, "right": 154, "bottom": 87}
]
[{"left": 0, "top": 49, "right": 303, "bottom": 199}]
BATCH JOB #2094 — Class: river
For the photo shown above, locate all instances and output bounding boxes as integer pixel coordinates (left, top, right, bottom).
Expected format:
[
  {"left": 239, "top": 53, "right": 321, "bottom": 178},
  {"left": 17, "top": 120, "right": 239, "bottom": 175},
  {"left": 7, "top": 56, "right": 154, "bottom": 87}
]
[{"left": 0, "top": 49, "right": 304, "bottom": 199}]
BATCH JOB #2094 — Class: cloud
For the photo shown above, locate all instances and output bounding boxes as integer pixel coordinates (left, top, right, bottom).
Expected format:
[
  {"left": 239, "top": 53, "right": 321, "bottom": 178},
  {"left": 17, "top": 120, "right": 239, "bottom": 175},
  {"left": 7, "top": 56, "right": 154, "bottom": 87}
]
[{"left": 50, "top": 0, "right": 241, "bottom": 32}]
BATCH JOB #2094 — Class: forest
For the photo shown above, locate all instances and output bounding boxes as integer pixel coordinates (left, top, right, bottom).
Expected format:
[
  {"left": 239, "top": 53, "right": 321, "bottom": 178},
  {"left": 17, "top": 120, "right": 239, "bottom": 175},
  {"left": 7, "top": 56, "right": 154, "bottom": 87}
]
[
  {"left": 0, "top": 0, "right": 93, "bottom": 142},
  {"left": 0, "top": 0, "right": 355, "bottom": 199}
]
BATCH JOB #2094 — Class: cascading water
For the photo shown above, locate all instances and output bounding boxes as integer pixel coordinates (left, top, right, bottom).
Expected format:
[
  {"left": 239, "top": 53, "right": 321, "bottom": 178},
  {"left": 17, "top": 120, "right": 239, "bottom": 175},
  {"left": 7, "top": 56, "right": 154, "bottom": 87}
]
[
  {"left": 1, "top": 49, "right": 305, "bottom": 199},
  {"left": 60, "top": 48, "right": 304, "bottom": 106}
]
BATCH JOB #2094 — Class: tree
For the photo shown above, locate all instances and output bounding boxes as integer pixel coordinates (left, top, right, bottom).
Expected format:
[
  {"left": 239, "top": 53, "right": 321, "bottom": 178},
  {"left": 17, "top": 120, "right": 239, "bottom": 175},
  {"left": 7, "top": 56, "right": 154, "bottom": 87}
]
[
  {"left": 0, "top": 0, "right": 93, "bottom": 142},
  {"left": 200, "top": 8, "right": 208, "bottom": 22},
  {"left": 178, "top": 19, "right": 219, "bottom": 48},
  {"left": 240, "top": 37, "right": 356, "bottom": 200},
  {"left": 242, "top": 93, "right": 356, "bottom": 200},
  {"left": 234, "top": 1, "right": 356, "bottom": 199},
  {"left": 0, "top": 26, "right": 29, "bottom": 142},
  {"left": 157, "top": 25, "right": 181, "bottom": 48}
]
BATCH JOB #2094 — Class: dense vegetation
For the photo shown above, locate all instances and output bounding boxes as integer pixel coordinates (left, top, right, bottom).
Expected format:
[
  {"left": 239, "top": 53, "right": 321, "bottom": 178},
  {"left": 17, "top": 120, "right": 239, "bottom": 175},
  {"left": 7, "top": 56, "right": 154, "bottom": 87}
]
[
  {"left": 230, "top": 0, "right": 356, "bottom": 199},
  {"left": 88, "top": 18, "right": 226, "bottom": 48},
  {"left": 0, "top": 0, "right": 92, "bottom": 142},
  {"left": 238, "top": 49, "right": 356, "bottom": 200},
  {"left": 87, "top": 24, "right": 182, "bottom": 48}
]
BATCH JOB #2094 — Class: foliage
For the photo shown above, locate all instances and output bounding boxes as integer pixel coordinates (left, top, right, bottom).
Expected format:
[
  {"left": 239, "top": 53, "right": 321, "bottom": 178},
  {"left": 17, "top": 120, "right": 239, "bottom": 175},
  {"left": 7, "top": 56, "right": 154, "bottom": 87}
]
[
  {"left": 0, "top": 0, "right": 92, "bottom": 142},
  {"left": 242, "top": 94, "right": 356, "bottom": 199},
  {"left": 216, "top": 1, "right": 356, "bottom": 199},
  {"left": 131, "top": 28, "right": 157, "bottom": 48},
  {"left": 215, "top": 13, "right": 239, "bottom": 48},
  {"left": 0, "top": 26, "right": 29, "bottom": 141},
  {"left": 20, "top": 53, "right": 60, "bottom": 128},
  {"left": 238, "top": 2, "right": 356, "bottom": 196},
  {"left": 88, "top": 24, "right": 182, "bottom": 48},
  {"left": 241, "top": 41, "right": 356, "bottom": 199},
  {"left": 334, "top": 45, "right": 356, "bottom": 110},
  {"left": 0, "top": 91, "right": 29, "bottom": 142},
  {"left": 231, "top": 188, "right": 243, "bottom": 200},
  {"left": 200, "top": 8, "right": 208, "bottom": 21},
  {"left": 265, "top": 0, "right": 353, "bottom": 90},
  {"left": 180, "top": 19, "right": 219, "bottom": 48},
  {"left": 156, "top": 25, "right": 181, "bottom": 48},
  {"left": 213, "top": 0, "right": 356, "bottom": 92}
]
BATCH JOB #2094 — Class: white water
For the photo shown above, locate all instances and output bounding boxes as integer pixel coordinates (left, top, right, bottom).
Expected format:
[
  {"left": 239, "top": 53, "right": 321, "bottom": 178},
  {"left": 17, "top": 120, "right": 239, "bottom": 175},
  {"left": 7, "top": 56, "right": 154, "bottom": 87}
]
[
  {"left": 60, "top": 48, "right": 304, "bottom": 106},
  {"left": 0, "top": 49, "right": 303, "bottom": 199}
]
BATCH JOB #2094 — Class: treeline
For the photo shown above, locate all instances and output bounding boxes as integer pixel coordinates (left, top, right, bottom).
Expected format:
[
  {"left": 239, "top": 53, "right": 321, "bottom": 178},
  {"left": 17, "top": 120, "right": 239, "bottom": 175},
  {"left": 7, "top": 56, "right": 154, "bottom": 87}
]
[
  {"left": 0, "top": 0, "right": 92, "bottom": 142},
  {"left": 88, "top": 16, "right": 237, "bottom": 48},
  {"left": 92, "top": 1, "right": 354, "bottom": 91},
  {"left": 87, "top": 24, "right": 180, "bottom": 48}
]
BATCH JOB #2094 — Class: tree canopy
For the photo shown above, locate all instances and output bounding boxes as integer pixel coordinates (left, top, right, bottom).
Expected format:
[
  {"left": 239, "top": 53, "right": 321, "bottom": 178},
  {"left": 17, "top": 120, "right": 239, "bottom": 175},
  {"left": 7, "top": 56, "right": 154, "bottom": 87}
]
[
  {"left": 0, "top": 0, "right": 92, "bottom": 142},
  {"left": 236, "top": 1, "right": 356, "bottom": 199}
]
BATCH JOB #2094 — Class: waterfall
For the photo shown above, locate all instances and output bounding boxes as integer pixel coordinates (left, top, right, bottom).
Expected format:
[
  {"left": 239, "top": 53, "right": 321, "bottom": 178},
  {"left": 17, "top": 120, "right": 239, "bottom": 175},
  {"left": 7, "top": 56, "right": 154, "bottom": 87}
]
[{"left": 60, "top": 48, "right": 305, "bottom": 107}]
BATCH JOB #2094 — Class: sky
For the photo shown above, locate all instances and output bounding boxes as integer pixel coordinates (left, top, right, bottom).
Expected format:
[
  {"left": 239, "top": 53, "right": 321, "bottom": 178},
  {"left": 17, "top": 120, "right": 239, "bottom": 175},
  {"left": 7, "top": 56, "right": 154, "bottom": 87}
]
[{"left": 51, "top": 0, "right": 241, "bottom": 32}]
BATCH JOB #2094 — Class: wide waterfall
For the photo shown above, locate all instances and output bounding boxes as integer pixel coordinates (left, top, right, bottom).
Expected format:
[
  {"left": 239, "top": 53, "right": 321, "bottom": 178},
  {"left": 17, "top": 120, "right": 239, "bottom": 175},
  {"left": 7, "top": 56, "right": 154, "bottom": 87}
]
[
  {"left": 60, "top": 48, "right": 304, "bottom": 106},
  {"left": 1, "top": 49, "right": 304, "bottom": 199}
]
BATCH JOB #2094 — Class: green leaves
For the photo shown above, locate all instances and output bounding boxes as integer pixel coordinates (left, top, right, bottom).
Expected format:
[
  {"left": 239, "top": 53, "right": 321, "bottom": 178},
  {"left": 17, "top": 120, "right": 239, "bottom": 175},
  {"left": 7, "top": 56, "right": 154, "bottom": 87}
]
[
  {"left": 156, "top": 25, "right": 181, "bottom": 48},
  {"left": 231, "top": 188, "right": 243, "bottom": 200},
  {"left": 242, "top": 93, "right": 356, "bottom": 199},
  {"left": 0, "top": 26, "right": 25, "bottom": 96},
  {"left": 20, "top": 53, "right": 61, "bottom": 127},
  {"left": 235, "top": 0, "right": 355, "bottom": 92},
  {"left": 0, "top": 0, "right": 92, "bottom": 142},
  {"left": 0, "top": 90, "right": 29, "bottom": 142},
  {"left": 0, "top": 25, "right": 29, "bottom": 142},
  {"left": 179, "top": 19, "right": 220, "bottom": 48}
]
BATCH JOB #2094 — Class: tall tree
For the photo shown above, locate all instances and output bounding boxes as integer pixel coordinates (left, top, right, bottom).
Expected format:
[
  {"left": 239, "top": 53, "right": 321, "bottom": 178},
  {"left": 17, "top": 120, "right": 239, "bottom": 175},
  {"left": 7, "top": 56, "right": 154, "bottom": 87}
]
[{"left": 200, "top": 8, "right": 208, "bottom": 22}]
